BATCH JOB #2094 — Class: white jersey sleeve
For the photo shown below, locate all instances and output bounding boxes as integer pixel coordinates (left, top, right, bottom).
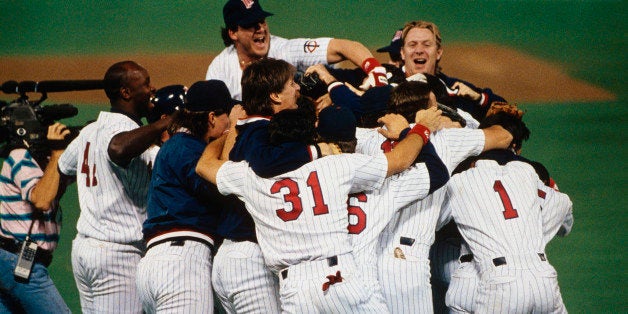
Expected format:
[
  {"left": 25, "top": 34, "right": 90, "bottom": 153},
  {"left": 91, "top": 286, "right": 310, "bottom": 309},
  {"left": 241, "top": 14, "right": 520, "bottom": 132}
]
[
  {"left": 432, "top": 128, "right": 485, "bottom": 173},
  {"left": 537, "top": 183, "right": 574, "bottom": 243},
  {"left": 267, "top": 36, "right": 332, "bottom": 72}
]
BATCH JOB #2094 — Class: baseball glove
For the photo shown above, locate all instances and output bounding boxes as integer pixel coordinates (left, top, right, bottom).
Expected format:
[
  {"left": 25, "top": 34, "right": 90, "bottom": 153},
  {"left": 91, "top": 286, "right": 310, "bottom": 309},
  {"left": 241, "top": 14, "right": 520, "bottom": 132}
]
[{"left": 485, "top": 102, "right": 525, "bottom": 119}]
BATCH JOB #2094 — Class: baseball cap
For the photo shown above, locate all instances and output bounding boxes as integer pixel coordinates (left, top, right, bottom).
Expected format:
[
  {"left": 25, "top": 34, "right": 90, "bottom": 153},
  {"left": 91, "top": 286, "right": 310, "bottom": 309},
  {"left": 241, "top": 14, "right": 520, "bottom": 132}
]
[
  {"left": 148, "top": 84, "right": 187, "bottom": 123},
  {"left": 223, "top": 0, "right": 274, "bottom": 28},
  {"left": 185, "top": 80, "right": 238, "bottom": 113},
  {"left": 317, "top": 106, "right": 357, "bottom": 142},
  {"left": 376, "top": 28, "right": 403, "bottom": 55}
]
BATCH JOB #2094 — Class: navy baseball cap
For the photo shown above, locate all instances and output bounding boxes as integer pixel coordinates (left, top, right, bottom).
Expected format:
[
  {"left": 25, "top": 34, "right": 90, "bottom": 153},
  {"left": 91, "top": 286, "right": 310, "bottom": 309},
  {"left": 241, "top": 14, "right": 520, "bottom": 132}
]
[
  {"left": 223, "top": 0, "right": 274, "bottom": 28},
  {"left": 185, "top": 80, "right": 238, "bottom": 113},
  {"left": 376, "top": 28, "right": 403, "bottom": 55},
  {"left": 317, "top": 106, "right": 357, "bottom": 142},
  {"left": 148, "top": 84, "right": 187, "bottom": 123}
]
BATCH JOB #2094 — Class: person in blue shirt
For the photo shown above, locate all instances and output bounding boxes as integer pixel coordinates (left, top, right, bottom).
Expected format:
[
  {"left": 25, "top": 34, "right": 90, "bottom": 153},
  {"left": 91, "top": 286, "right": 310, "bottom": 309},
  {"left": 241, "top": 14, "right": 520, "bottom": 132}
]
[{"left": 136, "top": 79, "right": 237, "bottom": 313}]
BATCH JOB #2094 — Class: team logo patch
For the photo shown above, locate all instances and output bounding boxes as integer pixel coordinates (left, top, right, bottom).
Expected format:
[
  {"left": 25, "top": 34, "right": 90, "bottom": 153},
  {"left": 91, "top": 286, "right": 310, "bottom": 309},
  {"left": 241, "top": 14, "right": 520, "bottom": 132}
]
[
  {"left": 392, "top": 29, "right": 403, "bottom": 41},
  {"left": 303, "top": 40, "right": 320, "bottom": 53},
  {"left": 242, "top": 0, "right": 254, "bottom": 9}
]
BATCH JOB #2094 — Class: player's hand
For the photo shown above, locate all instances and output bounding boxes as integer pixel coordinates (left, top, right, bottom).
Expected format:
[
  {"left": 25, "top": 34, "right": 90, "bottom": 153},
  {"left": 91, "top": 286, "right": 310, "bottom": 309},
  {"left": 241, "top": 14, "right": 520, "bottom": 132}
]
[
  {"left": 229, "top": 104, "right": 247, "bottom": 123},
  {"left": 47, "top": 122, "right": 71, "bottom": 141},
  {"left": 344, "top": 82, "right": 365, "bottom": 97},
  {"left": 376, "top": 114, "right": 409, "bottom": 140},
  {"left": 317, "top": 142, "right": 342, "bottom": 156},
  {"left": 414, "top": 107, "right": 443, "bottom": 132},
  {"left": 314, "top": 94, "right": 333, "bottom": 115},
  {"left": 451, "top": 81, "right": 481, "bottom": 102},
  {"left": 305, "top": 64, "right": 336, "bottom": 85},
  {"left": 359, "top": 66, "right": 388, "bottom": 91}
]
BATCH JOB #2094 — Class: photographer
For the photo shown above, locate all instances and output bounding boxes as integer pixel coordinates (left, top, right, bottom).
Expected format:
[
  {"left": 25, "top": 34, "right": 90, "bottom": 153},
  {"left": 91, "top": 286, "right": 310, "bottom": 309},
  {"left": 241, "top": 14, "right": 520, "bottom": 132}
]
[{"left": 0, "top": 122, "right": 72, "bottom": 313}]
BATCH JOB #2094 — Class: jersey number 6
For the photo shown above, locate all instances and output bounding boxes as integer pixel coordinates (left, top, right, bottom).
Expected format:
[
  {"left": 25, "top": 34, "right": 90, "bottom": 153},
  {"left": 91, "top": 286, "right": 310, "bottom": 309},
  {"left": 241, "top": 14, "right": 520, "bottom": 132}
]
[{"left": 271, "top": 171, "right": 329, "bottom": 222}]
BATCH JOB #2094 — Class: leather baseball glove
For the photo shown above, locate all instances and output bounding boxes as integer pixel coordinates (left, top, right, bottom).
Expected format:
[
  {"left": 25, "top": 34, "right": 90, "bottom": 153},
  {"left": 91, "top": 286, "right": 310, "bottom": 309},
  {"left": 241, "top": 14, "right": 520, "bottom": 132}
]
[{"left": 486, "top": 101, "right": 524, "bottom": 119}]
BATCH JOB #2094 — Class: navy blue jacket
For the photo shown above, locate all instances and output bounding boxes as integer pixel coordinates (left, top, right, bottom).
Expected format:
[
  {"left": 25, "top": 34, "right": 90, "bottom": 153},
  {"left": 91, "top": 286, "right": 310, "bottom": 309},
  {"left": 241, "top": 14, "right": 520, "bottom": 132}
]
[{"left": 143, "top": 133, "right": 223, "bottom": 240}]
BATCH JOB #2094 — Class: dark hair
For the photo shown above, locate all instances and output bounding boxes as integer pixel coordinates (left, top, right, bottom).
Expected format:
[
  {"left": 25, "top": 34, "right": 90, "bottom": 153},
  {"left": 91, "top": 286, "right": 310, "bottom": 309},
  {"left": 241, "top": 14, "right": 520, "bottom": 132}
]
[
  {"left": 167, "top": 109, "right": 210, "bottom": 139},
  {"left": 480, "top": 112, "right": 530, "bottom": 150},
  {"left": 241, "top": 58, "right": 295, "bottom": 116},
  {"left": 268, "top": 108, "right": 317, "bottom": 145},
  {"left": 388, "top": 81, "right": 431, "bottom": 122},
  {"left": 331, "top": 139, "right": 358, "bottom": 153},
  {"left": 103, "top": 60, "right": 142, "bottom": 101},
  {"left": 220, "top": 26, "right": 238, "bottom": 47}
]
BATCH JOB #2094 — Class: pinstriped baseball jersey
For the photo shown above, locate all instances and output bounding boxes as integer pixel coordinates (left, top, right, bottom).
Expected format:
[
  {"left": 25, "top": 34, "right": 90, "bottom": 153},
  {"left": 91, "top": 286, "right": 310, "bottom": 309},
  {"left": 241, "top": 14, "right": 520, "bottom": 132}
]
[
  {"left": 352, "top": 127, "right": 431, "bottom": 281},
  {"left": 206, "top": 35, "right": 331, "bottom": 100},
  {"left": 216, "top": 152, "right": 387, "bottom": 275},
  {"left": 447, "top": 160, "right": 549, "bottom": 262},
  {"left": 446, "top": 186, "right": 573, "bottom": 314},
  {"left": 58, "top": 112, "right": 153, "bottom": 244},
  {"left": 378, "top": 127, "right": 485, "bottom": 252},
  {"left": 445, "top": 160, "right": 571, "bottom": 313}
]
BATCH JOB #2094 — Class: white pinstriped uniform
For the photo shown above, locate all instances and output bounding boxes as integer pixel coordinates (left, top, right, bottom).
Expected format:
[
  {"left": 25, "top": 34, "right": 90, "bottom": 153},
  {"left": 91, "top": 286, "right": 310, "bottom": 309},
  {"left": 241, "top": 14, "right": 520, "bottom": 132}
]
[
  {"left": 445, "top": 181, "right": 573, "bottom": 313},
  {"left": 58, "top": 112, "right": 152, "bottom": 313},
  {"left": 216, "top": 153, "right": 390, "bottom": 313},
  {"left": 350, "top": 127, "right": 432, "bottom": 307},
  {"left": 206, "top": 35, "right": 331, "bottom": 100},
  {"left": 446, "top": 160, "right": 571, "bottom": 313},
  {"left": 206, "top": 34, "right": 331, "bottom": 314},
  {"left": 375, "top": 127, "right": 485, "bottom": 313}
]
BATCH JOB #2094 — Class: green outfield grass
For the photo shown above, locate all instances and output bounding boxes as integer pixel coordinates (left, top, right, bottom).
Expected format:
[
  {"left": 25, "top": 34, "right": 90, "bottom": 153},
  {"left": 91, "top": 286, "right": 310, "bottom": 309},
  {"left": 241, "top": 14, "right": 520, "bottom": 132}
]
[{"left": 2, "top": 0, "right": 626, "bottom": 312}]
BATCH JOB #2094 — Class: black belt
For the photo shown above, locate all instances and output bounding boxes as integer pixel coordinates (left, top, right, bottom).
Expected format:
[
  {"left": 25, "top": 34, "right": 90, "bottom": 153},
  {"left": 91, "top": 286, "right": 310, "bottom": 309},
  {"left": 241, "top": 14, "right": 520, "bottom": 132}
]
[
  {"left": 281, "top": 255, "right": 338, "bottom": 280},
  {"left": 492, "top": 253, "right": 547, "bottom": 267},
  {"left": 400, "top": 236, "right": 415, "bottom": 246},
  {"left": 0, "top": 236, "right": 53, "bottom": 267},
  {"left": 460, "top": 253, "right": 474, "bottom": 263},
  {"left": 146, "top": 236, "right": 213, "bottom": 252}
]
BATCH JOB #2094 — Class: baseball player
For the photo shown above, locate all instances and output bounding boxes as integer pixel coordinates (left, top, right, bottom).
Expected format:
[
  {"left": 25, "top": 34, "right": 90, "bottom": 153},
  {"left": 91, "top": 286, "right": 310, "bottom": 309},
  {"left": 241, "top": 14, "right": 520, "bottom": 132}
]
[
  {"left": 372, "top": 80, "right": 514, "bottom": 313},
  {"left": 443, "top": 112, "right": 572, "bottom": 313},
  {"left": 196, "top": 102, "right": 442, "bottom": 313},
  {"left": 206, "top": 0, "right": 388, "bottom": 101},
  {"left": 58, "top": 61, "right": 171, "bottom": 313},
  {"left": 136, "top": 80, "right": 237, "bottom": 313},
  {"left": 381, "top": 21, "right": 506, "bottom": 121},
  {"left": 0, "top": 122, "right": 72, "bottom": 313}
]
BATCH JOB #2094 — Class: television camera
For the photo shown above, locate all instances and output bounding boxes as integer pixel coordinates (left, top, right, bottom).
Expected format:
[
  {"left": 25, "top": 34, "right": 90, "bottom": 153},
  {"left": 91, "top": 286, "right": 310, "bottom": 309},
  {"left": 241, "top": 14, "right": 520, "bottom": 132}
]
[{"left": 0, "top": 79, "right": 103, "bottom": 157}]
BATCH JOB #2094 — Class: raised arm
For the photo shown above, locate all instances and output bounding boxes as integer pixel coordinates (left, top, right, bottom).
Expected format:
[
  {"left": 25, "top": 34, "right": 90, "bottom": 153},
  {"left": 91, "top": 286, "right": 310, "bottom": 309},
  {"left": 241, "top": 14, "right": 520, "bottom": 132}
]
[
  {"left": 379, "top": 107, "right": 442, "bottom": 177},
  {"left": 108, "top": 116, "right": 172, "bottom": 167},
  {"left": 196, "top": 134, "right": 228, "bottom": 185},
  {"left": 481, "top": 124, "right": 514, "bottom": 151},
  {"left": 30, "top": 123, "right": 70, "bottom": 210}
]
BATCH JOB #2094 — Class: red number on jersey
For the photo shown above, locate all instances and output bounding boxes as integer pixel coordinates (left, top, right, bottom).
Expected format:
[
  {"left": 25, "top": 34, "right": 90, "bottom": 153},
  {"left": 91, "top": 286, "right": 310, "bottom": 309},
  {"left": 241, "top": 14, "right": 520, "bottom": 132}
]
[
  {"left": 307, "top": 171, "right": 329, "bottom": 215},
  {"left": 81, "top": 142, "right": 98, "bottom": 187},
  {"left": 271, "top": 178, "right": 303, "bottom": 222},
  {"left": 347, "top": 192, "right": 367, "bottom": 234},
  {"left": 493, "top": 180, "right": 518, "bottom": 219},
  {"left": 271, "top": 171, "right": 329, "bottom": 222}
]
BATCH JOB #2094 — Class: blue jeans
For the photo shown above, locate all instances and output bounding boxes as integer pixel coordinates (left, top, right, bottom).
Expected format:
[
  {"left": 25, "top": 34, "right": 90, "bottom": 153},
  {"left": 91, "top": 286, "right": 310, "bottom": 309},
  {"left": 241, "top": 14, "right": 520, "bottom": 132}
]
[{"left": 0, "top": 248, "right": 70, "bottom": 313}]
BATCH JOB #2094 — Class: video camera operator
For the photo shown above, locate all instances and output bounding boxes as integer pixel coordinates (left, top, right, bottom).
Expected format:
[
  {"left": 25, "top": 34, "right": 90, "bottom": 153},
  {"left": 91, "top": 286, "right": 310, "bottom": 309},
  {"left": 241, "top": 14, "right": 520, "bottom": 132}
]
[{"left": 0, "top": 121, "right": 73, "bottom": 313}]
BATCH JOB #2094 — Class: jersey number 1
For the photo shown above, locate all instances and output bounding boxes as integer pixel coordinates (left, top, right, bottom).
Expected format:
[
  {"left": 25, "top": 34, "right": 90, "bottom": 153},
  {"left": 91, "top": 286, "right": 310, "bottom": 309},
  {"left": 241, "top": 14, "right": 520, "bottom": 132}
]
[
  {"left": 493, "top": 180, "right": 518, "bottom": 219},
  {"left": 81, "top": 142, "right": 98, "bottom": 187},
  {"left": 272, "top": 171, "right": 329, "bottom": 222}
]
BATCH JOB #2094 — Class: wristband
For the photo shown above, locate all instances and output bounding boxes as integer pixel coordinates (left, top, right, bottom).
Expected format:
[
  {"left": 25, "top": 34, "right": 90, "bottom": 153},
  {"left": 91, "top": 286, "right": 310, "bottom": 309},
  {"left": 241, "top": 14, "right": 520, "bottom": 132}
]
[
  {"left": 407, "top": 124, "right": 430, "bottom": 145},
  {"left": 327, "top": 81, "right": 343, "bottom": 93},
  {"left": 398, "top": 127, "right": 411, "bottom": 140},
  {"left": 361, "top": 57, "right": 382, "bottom": 74}
]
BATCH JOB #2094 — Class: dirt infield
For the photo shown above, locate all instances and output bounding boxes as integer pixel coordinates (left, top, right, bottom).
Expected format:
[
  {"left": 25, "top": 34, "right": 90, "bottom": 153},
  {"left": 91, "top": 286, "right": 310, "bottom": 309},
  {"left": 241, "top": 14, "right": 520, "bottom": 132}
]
[{"left": 0, "top": 44, "right": 614, "bottom": 105}]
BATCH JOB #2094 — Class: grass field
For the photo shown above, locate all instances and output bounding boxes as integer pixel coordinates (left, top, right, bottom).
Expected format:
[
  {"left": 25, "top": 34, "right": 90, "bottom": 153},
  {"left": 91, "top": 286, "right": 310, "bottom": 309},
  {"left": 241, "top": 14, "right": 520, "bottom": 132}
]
[{"left": 1, "top": 0, "right": 627, "bottom": 313}]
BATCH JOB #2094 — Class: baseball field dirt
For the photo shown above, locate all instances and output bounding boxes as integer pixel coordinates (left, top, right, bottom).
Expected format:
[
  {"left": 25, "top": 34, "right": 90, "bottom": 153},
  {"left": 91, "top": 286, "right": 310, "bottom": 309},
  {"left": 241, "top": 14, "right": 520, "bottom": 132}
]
[{"left": 0, "top": 44, "right": 615, "bottom": 105}]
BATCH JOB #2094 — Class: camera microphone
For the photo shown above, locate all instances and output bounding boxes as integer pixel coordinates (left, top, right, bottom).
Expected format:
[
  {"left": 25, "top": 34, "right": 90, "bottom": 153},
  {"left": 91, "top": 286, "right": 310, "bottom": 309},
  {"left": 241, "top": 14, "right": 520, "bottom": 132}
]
[
  {"left": 1, "top": 81, "right": 19, "bottom": 94},
  {"left": 2, "top": 80, "right": 104, "bottom": 94}
]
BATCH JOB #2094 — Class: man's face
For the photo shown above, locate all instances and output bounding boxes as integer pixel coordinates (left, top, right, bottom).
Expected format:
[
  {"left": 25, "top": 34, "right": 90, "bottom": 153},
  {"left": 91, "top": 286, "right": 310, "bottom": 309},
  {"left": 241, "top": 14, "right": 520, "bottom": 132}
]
[
  {"left": 401, "top": 27, "right": 443, "bottom": 76},
  {"left": 231, "top": 19, "right": 270, "bottom": 60},
  {"left": 207, "top": 112, "right": 231, "bottom": 140},
  {"left": 274, "top": 78, "right": 300, "bottom": 113},
  {"left": 125, "top": 67, "right": 155, "bottom": 117}
]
